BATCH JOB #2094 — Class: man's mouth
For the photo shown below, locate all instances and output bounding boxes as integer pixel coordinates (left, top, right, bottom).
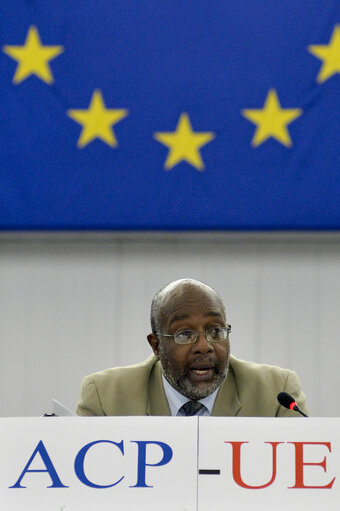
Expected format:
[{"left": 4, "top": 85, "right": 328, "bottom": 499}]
[{"left": 189, "top": 364, "right": 215, "bottom": 381}]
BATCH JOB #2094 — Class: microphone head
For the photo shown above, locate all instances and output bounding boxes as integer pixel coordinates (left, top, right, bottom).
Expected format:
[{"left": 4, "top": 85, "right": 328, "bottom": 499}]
[{"left": 277, "top": 391, "right": 296, "bottom": 409}]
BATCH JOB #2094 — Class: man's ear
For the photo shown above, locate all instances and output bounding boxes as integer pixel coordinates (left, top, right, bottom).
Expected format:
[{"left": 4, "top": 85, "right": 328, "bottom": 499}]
[{"left": 147, "top": 333, "right": 160, "bottom": 358}]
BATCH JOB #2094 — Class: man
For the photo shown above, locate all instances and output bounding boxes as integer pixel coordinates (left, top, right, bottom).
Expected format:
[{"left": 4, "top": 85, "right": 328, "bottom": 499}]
[{"left": 76, "top": 278, "right": 308, "bottom": 416}]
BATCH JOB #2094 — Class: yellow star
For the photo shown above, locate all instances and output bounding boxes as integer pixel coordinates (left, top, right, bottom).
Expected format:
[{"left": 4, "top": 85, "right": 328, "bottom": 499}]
[
  {"left": 242, "top": 89, "right": 302, "bottom": 148},
  {"left": 2, "top": 25, "right": 64, "bottom": 84},
  {"left": 308, "top": 25, "right": 340, "bottom": 83},
  {"left": 154, "top": 113, "right": 215, "bottom": 171},
  {"left": 67, "top": 90, "right": 128, "bottom": 148}
]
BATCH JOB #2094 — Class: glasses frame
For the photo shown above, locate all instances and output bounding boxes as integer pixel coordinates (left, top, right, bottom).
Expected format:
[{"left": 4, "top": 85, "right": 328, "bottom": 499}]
[{"left": 157, "top": 324, "right": 231, "bottom": 345}]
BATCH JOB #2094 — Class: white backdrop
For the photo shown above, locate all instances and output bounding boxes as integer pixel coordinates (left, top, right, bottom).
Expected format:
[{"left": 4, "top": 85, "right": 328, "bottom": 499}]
[{"left": 1, "top": 231, "right": 339, "bottom": 418}]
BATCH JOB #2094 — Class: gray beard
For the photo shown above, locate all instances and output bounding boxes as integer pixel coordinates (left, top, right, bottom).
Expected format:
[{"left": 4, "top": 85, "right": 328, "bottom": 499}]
[{"left": 159, "top": 349, "right": 229, "bottom": 400}]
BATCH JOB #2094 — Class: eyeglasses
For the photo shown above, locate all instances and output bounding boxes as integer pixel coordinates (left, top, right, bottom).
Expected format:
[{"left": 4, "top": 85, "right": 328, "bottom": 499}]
[{"left": 157, "top": 324, "right": 231, "bottom": 345}]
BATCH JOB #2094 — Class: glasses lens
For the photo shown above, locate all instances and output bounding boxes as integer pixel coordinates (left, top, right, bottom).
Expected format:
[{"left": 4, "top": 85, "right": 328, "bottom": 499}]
[
  {"left": 206, "top": 327, "right": 227, "bottom": 342},
  {"left": 174, "top": 330, "right": 196, "bottom": 344}
]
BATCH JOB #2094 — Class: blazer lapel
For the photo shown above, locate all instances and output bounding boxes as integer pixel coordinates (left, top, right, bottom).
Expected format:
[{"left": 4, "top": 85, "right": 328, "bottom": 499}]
[
  {"left": 147, "top": 360, "right": 171, "bottom": 416},
  {"left": 212, "top": 364, "right": 241, "bottom": 416}
]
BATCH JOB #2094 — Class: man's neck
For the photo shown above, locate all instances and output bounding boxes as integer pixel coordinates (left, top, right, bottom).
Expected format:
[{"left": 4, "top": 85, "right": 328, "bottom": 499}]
[{"left": 161, "top": 374, "right": 219, "bottom": 416}]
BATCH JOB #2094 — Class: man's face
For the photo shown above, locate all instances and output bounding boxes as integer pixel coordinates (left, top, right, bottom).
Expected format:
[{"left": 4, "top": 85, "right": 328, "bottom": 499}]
[{"left": 148, "top": 284, "right": 230, "bottom": 399}]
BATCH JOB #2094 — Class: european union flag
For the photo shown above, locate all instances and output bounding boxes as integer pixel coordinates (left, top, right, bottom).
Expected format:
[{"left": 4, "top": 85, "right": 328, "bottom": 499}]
[{"left": 1, "top": 1, "right": 340, "bottom": 229}]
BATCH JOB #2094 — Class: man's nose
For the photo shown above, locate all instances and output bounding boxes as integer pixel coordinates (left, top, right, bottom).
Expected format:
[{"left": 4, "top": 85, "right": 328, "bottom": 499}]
[{"left": 192, "top": 332, "right": 213, "bottom": 353}]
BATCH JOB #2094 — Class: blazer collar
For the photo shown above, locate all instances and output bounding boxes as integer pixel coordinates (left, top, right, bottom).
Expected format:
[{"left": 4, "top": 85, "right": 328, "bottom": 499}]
[
  {"left": 211, "top": 362, "right": 242, "bottom": 416},
  {"left": 147, "top": 360, "right": 171, "bottom": 415}
]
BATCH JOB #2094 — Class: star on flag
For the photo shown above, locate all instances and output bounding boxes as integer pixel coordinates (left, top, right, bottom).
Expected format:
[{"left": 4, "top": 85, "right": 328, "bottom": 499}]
[
  {"left": 2, "top": 25, "right": 64, "bottom": 84},
  {"left": 3, "top": 23, "right": 338, "bottom": 155},
  {"left": 242, "top": 89, "right": 302, "bottom": 148},
  {"left": 308, "top": 25, "right": 340, "bottom": 83},
  {"left": 67, "top": 90, "right": 129, "bottom": 148},
  {"left": 154, "top": 113, "right": 215, "bottom": 171}
]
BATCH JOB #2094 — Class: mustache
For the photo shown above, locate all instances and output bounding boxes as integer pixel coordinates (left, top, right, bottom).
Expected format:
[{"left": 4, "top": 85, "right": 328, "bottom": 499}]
[
  {"left": 185, "top": 357, "right": 222, "bottom": 373},
  {"left": 188, "top": 356, "right": 217, "bottom": 365}
]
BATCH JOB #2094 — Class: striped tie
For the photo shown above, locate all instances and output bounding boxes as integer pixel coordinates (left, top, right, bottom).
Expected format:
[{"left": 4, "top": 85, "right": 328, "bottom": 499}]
[{"left": 180, "top": 400, "right": 204, "bottom": 416}]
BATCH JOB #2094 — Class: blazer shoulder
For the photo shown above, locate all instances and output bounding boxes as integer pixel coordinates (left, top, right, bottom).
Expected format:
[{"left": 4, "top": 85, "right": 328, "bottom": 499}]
[
  {"left": 230, "top": 355, "right": 294, "bottom": 382},
  {"left": 87, "top": 354, "right": 158, "bottom": 384},
  {"left": 76, "top": 354, "right": 158, "bottom": 416},
  {"left": 228, "top": 355, "right": 307, "bottom": 416}
]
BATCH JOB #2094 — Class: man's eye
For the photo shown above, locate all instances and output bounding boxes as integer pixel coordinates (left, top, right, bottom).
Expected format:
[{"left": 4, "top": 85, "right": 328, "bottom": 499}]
[
  {"left": 208, "top": 327, "right": 222, "bottom": 339},
  {"left": 177, "top": 330, "right": 192, "bottom": 337},
  {"left": 176, "top": 330, "right": 193, "bottom": 340}
]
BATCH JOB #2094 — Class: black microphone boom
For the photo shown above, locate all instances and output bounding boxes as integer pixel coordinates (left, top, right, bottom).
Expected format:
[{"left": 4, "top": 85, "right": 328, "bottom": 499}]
[{"left": 277, "top": 391, "right": 308, "bottom": 417}]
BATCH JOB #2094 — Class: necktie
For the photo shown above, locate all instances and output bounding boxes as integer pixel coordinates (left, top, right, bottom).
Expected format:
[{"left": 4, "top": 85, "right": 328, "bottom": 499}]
[{"left": 180, "top": 400, "right": 204, "bottom": 416}]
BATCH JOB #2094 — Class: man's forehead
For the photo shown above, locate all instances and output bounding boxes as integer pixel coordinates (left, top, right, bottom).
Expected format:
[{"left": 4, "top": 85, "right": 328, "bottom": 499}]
[
  {"left": 160, "top": 282, "right": 225, "bottom": 322},
  {"left": 168, "top": 310, "right": 224, "bottom": 328}
]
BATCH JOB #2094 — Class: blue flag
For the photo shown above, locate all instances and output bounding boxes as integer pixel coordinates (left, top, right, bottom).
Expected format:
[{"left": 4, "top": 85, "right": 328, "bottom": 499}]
[{"left": 1, "top": 1, "right": 340, "bottom": 229}]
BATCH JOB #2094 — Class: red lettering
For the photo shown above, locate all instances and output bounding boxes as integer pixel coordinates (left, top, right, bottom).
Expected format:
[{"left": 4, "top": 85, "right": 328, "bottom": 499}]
[
  {"left": 288, "top": 442, "right": 335, "bottom": 489},
  {"left": 225, "top": 441, "right": 282, "bottom": 489}
]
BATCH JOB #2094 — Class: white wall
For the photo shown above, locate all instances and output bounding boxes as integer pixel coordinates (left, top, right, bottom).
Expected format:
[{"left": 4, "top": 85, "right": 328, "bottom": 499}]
[{"left": 1, "top": 231, "right": 339, "bottom": 417}]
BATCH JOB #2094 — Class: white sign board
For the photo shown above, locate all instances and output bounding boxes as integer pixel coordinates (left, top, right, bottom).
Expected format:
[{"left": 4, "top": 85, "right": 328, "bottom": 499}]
[
  {"left": 0, "top": 417, "right": 198, "bottom": 511},
  {"left": 198, "top": 417, "right": 340, "bottom": 511},
  {"left": 1, "top": 417, "right": 340, "bottom": 511}
]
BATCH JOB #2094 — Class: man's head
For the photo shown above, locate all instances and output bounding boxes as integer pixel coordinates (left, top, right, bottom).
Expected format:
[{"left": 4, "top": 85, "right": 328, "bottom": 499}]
[{"left": 147, "top": 278, "right": 230, "bottom": 400}]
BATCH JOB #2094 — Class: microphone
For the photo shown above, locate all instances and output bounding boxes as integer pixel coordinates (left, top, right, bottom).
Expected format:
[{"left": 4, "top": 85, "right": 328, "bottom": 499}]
[{"left": 277, "top": 391, "right": 308, "bottom": 417}]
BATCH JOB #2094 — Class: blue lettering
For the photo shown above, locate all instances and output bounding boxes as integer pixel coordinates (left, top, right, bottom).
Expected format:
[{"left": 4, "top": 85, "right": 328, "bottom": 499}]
[
  {"left": 130, "top": 441, "right": 173, "bottom": 488},
  {"left": 9, "top": 440, "right": 67, "bottom": 489},
  {"left": 74, "top": 440, "right": 124, "bottom": 488}
]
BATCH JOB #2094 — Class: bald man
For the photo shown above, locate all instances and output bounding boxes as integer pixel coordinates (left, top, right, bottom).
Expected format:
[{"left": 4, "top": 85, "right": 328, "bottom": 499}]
[{"left": 76, "top": 278, "right": 308, "bottom": 417}]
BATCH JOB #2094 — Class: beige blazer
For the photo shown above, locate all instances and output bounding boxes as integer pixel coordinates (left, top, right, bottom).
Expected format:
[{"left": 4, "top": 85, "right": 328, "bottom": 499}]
[{"left": 76, "top": 354, "right": 308, "bottom": 417}]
